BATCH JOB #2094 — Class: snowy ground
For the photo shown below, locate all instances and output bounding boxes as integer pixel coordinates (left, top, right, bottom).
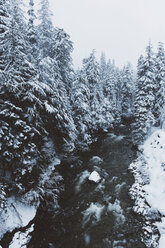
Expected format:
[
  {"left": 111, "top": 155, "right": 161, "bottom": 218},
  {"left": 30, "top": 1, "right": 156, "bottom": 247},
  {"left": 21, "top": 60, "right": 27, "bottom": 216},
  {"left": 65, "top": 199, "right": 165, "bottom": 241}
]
[
  {"left": 9, "top": 224, "right": 34, "bottom": 248},
  {"left": 0, "top": 197, "right": 37, "bottom": 239},
  {"left": 130, "top": 129, "right": 165, "bottom": 247}
]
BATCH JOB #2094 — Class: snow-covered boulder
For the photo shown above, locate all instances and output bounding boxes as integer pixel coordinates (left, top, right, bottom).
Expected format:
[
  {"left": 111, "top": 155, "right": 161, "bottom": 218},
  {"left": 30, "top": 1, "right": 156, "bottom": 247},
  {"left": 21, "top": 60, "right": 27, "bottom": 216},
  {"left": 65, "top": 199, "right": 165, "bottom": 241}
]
[{"left": 88, "top": 171, "right": 101, "bottom": 183}]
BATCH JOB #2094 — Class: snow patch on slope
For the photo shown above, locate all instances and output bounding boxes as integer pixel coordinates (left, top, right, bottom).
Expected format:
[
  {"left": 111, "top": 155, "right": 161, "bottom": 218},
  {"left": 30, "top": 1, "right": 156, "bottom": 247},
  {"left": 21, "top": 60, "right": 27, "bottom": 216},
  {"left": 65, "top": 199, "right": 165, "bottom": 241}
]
[
  {"left": 130, "top": 129, "right": 165, "bottom": 247},
  {"left": 9, "top": 224, "right": 34, "bottom": 248},
  {"left": 142, "top": 130, "right": 165, "bottom": 214},
  {"left": 0, "top": 197, "right": 37, "bottom": 239}
]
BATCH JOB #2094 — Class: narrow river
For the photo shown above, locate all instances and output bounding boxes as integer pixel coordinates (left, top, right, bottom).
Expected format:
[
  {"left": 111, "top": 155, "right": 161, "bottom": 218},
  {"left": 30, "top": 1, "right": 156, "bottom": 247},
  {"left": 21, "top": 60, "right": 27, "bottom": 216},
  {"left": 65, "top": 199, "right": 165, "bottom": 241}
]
[{"left": 30, "top": 126, "right": 146, "bottom": 248}]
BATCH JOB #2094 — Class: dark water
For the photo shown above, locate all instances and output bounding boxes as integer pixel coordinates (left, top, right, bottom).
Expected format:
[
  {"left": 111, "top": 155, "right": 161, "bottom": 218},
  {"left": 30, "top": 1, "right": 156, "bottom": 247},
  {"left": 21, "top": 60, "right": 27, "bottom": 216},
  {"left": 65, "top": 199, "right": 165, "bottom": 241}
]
[{"left": 30, "top": 129, "right": 146, "bottom": 248}]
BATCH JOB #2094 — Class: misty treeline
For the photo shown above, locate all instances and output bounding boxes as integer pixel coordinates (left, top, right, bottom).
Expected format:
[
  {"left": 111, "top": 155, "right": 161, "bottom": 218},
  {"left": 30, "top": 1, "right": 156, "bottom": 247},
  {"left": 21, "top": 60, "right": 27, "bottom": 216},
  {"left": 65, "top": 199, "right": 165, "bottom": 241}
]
[{"left": 0, "top": 0, "right": 165, "bottom": 198}]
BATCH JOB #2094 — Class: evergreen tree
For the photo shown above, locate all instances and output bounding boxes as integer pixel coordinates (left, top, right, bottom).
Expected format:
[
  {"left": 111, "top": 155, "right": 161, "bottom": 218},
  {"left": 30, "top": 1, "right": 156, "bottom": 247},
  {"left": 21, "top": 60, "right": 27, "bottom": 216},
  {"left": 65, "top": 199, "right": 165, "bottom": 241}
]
[
  {"left": 6, "top": 0, "right": 36, "bottom": 88},
  {"left": 52, "top": 28, "right": 74, "bottom": 94},
  {"left": 154, "top": 42, "right": 165, "bottom": 126},
  {"left": 27, "top": 0, "right": 38, "bottom": 63},
  {"left": 38, "top": 0, "right": 54, "bottom": 59},
  {"left": 0, "top": 0, "right": 48, "bottom": 193},
  {"left": 71, "top": 70, "right": 92, "bottom": 150},
  {"left": 38, "top": 56, "right": 77, "bottom": 152},
  {"left": 82, "top": 51, "right": 102, "bottom": 131},
  {"left": 0, "top": 0, "right": 10, "bottom": 72},
  {"left": 106, "top": 60, "right": 118, "bottom": 116},
  {"left": 133, "top": 43, "right": 156, "bottom": 144},
  {"left": 121, "top": 63, "right": 134, "bottom": 116},
  {"left": 99, "top": 56, "right": 115, "bottom": 127},
  {"left": 101, "top": 57, "right": 111, "bottom": 97},
  {"left": 28, "top": 0, "right": 36, "bottom": 43},
  {"left": 100, "top": 52, "right": 107, "bottom": 83},
  {"left": 114, "top": 67, "right": 123, "bottom": 120}
]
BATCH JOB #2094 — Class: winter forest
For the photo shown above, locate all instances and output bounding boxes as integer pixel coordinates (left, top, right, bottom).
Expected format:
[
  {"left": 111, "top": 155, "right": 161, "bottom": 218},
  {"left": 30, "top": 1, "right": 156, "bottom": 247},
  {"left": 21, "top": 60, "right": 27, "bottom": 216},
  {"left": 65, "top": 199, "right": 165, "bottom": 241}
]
[{"left": 1, "top": 0, "right": 165, "bottom": 247}]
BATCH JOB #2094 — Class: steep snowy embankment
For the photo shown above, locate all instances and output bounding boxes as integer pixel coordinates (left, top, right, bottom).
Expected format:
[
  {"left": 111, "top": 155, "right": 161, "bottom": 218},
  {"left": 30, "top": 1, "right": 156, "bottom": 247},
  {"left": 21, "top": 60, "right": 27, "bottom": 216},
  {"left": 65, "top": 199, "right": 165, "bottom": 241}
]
[
  {"left": 130, "top": 129, "right": 165, "bottom": 247},
  {"left": 0, "top": 197, "right": 37, "bottom": 240},
  {"left": 0, "top": 151, "right": 61, "bottom": 247}
]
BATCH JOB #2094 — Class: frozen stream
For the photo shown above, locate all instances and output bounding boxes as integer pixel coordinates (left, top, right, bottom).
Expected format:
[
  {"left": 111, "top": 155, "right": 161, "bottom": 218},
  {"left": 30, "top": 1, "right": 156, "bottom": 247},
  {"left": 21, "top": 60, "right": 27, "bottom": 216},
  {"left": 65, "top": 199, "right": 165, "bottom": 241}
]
[{"left": 30, "top": 127, "right": 147, "bottom": 248}]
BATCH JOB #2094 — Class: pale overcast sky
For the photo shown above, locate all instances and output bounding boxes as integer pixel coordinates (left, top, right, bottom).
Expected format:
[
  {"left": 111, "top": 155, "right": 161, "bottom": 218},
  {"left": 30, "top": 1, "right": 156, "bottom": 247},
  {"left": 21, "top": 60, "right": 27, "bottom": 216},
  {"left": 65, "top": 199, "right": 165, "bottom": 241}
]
[{"left": 49, "top": 0, "right": 165, "bottom": 68}]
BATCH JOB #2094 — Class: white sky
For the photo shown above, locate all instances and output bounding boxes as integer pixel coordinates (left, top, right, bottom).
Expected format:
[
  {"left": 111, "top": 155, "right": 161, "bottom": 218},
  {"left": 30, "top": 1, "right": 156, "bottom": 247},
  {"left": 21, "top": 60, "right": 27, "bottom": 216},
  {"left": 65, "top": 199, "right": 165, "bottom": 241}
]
[{"left": 49, "top": 0, "right": 165, "bottom": 68}]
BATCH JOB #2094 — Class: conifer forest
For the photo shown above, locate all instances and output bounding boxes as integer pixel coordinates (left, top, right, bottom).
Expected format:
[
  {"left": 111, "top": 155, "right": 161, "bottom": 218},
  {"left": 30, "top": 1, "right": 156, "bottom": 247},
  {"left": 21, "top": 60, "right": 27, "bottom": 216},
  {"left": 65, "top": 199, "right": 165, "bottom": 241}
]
[{"left": 1, "top": 0, "right": 165, "bottom": 247}]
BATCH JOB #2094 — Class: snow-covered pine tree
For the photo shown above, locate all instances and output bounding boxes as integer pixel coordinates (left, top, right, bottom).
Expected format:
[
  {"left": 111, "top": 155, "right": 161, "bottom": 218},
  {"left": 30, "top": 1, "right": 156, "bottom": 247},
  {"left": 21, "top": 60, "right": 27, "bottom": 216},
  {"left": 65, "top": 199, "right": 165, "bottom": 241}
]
[
  {"left": 28, "top": 0, "right": 36, "bottom": 44},
  {"left": 82, "top": 51, "right": 102, "bottom": 131},
  {"left": 99, "top": 55, "right": 115, "bottom": 128},
  {"left": 100, "top": 52, "right": 107, "bottom": 85},
  {"left": 101, "top": 57, "right": 112, "bottom": 98},
  {"left": 37, "top": 3, "right": 77, "bottom": 152},
  {"left": 37, "top": 0, "right": 54, "bottom": 59},
  {"left": 71, "top": 70, "right": 92, "bottom": 150},
  {"left": 27, "top": 0, "right": 38, "bottom": 63},
  {"left": 6, "top": 0, "right": 35, "bottom": 87},
  {"left": 113, "top": 67, "right": 123, "bottom": 121},
  {"left": 0, "top": 0, "right": 50, "bottom": 194},
  {"left": 121, "top": 63, "right": 134, "bottom": 117},
  {"left": 51, "top": 28, "right": 77, "bottom": 150},
  {"left": 107, "top": 60, "right": 120, "bottom": 117},
  {"left": 154, "top": 42, "right": 165, "bottom": 127},
  {"left": 52, "top": 28, "right": 74, "bottom": 95},
  {"left": 0, "top": 0, "right": 10, "bottom": 72},
  {"left": 133, "top": 43, "right": 156, "bottom": 144},
  {"left": 38, "top": 55, "right": 77, "bottom": 152}
]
